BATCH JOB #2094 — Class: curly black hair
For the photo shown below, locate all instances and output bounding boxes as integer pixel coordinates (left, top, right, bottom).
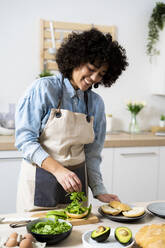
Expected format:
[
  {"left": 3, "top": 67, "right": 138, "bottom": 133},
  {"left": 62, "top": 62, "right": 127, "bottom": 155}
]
[{"left": 56, "top": 28, "right": 128, "bottom": 87}]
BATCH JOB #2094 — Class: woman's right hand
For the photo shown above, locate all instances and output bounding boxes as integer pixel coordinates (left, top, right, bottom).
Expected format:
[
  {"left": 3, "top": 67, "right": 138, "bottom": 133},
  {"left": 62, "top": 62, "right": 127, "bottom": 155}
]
[
  {"left": 41, "top": 156, "right": 82, "bottom": 193},
  {"left": 55, "top": 165, "right": 82, "bottom": 193}
]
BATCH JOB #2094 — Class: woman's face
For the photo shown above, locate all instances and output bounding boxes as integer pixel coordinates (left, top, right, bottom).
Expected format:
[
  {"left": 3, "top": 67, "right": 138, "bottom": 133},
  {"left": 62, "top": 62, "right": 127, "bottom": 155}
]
[{"left": 70, "top": 63, "right": 108, "bottom": 91}]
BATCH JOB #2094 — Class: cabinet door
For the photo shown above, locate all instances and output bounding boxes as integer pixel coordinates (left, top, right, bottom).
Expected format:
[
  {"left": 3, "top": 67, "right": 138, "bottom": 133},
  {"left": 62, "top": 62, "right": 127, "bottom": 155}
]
[
  {"left": 88, "top": 148, "right": 114, "bottom": 205},
  {"left": 158, "top": 147, "right": 165, "bottom": 200},
  {"left": 113, "top": 147, "right": 159, "bottom": 202},
  {"left": 0, "top": 151, "right": 22, "bottom": 214}
]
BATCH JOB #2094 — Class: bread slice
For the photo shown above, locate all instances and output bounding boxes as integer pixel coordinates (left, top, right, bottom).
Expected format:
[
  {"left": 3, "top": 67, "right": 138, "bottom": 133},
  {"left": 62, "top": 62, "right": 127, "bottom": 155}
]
[
  {"left": 101, "top": 205, "right": 121, "bottom": 216},
  {"left": 65, "top": 209, "right": 89, "bottom": 219},
  {"left": 109, "top": 201, "right": 131, "bottom": 211},
  {"left": 122, "top": 207, "right": 145, "bottom": 217}
]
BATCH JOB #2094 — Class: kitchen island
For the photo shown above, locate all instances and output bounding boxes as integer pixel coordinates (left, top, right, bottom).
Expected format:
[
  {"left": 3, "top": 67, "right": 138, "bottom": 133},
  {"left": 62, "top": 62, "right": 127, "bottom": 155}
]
[{"left": 0, "top": 201, "right": 165, "bottom": 247}]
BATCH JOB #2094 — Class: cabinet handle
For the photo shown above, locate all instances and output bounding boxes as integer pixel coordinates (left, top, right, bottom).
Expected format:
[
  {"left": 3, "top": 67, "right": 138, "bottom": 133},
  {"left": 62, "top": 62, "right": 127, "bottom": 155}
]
[{"left": 120, "top": 152, "right": 157, "bottom": 157}]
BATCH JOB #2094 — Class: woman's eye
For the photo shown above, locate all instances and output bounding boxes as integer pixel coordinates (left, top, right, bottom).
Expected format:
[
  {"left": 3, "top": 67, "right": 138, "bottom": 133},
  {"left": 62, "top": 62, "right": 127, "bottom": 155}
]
[{"left": 87, "top": 66, "right": 95, "bottom": 72}]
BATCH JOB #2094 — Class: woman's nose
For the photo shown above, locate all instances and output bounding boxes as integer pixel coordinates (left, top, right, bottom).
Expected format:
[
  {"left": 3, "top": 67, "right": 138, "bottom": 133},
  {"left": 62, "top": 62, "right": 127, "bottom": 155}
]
[{"left": 90, "top": 72, "right": 100, "bottom": 83}]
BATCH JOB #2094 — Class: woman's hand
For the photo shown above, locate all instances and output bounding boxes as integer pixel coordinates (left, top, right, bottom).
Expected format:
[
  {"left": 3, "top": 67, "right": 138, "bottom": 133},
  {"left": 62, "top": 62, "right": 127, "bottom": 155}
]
[
  {"left": 55, "top": 165, "right": 82, "bottom": 193},
  {"left": 41, "top": 156, "right": 82, "bottom": 193},
  {"left": 96, "top": 194, "right": 120, "bottom": 203}
]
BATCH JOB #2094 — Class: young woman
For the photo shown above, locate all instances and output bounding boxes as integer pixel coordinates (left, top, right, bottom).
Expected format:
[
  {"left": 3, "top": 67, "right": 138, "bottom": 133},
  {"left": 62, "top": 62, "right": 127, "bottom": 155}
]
[{"left": 15, "top": 28, "right": 128, "bottom": 212}]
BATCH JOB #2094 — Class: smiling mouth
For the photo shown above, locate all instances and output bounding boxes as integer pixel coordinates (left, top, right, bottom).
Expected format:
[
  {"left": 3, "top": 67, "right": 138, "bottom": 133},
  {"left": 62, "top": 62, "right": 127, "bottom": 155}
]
[{"left": 84, "top": 78, "right": 92, "bottom": 86}]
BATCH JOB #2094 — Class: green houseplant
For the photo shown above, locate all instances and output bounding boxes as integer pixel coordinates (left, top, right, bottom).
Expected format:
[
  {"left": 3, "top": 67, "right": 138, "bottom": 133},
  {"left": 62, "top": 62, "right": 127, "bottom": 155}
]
[
  {"left": 160, "top": 114, "right": 165, "bottom": 121},
  {"left": 39, "top": 70, "right": 54, "bottom": 78},
  {"left": 147, "top": 2, "right": 165, "bottom": 60},
  {"left": 160, "top": 114, "right": 165, "bottom": 127}
]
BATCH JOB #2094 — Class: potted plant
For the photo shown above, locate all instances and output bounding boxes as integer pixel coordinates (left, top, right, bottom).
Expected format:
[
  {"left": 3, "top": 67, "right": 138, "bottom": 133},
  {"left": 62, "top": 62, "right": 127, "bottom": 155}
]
[
  {"left": 126, "top": 101, "right": 146, "bottom": 133},
  {"left": 160, "top": 114, "right": 165, "bottom": 127},
  {"left": 147, "top": 2, "right": 165, "bottom": 61},
  {"left": 39, "top": 70, "right": 54, "bottom": 78}
]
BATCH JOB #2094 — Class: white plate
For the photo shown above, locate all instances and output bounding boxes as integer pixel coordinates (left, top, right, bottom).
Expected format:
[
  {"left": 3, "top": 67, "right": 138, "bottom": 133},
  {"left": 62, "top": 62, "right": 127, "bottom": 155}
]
[{"left": 82, "top": 228, "right": 134, "bottom": 248}]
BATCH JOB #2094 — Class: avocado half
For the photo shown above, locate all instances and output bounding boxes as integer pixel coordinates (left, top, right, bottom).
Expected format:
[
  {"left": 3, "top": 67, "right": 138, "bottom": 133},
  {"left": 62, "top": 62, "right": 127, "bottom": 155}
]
[
  {"left": 91, "top": 226, "right": 110, "bottom": 242},
  {"left": 115, "top": 226, "right": 132, "bottom": 245}
]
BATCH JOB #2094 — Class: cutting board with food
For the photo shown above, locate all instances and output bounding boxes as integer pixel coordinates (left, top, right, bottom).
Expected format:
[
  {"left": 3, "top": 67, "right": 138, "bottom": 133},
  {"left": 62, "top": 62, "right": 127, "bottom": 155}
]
[{"left": 31, "top": 192, "right": 99, "bottom": 226}]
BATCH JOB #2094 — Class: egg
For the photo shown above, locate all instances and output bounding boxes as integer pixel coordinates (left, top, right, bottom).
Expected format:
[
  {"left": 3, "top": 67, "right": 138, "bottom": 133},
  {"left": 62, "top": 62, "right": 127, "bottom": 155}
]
[
  {"left": 6, "top": 232, "right": 18, "bottom": 247},
  {"left": 19, "top": 238, "right": 33, "bottom": 248},
  {"left": 9, "top": 232, "right": 18, "bottom": 239},
  {"left": 23, "top": 233, "right": 35, "bottom": 241}
]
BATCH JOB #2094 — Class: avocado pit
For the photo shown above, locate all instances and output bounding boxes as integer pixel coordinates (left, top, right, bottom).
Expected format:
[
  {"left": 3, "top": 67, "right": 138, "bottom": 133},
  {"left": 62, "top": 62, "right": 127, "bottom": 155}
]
[
  {"left": 115, "top": 226, "right": 132, "bottom": 245},
  {"left": 91, "top": 225, "right": 110, "bottom": 242}
]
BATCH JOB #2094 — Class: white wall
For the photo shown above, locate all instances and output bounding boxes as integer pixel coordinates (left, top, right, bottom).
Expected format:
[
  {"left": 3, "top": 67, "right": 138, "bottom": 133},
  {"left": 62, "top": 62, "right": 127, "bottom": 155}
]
[{"left": 0, "top": 0, "right": 165, "bottom": 131}]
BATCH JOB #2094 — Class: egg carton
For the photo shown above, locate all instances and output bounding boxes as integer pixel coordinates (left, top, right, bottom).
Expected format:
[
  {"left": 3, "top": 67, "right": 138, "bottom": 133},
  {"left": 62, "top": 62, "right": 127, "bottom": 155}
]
[{"left": 0, "top": 236, "right": 46, "bottom": 248}]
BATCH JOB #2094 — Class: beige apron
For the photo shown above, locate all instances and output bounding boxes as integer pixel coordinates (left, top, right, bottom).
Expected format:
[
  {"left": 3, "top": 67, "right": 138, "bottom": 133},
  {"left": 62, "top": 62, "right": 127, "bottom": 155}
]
[{"left": 16, "top": 92, "right": 94, "bottom": 212}]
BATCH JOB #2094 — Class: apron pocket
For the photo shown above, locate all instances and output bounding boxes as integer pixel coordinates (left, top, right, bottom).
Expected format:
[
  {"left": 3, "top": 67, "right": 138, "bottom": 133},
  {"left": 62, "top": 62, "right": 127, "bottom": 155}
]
[{"left": 34, "top": 164, "right": 87, "bottom": 207}]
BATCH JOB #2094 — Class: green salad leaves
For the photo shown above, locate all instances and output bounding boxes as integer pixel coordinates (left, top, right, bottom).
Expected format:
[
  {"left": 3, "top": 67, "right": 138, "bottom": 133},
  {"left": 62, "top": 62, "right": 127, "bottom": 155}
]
[
  {"left": 65, "top": 192, "right": 89, "bottom": 214},
  {"left": 45, "top": 192, "right": 92, "bottom": 219},
  {"left": 31, "top": 219, "right": 71, "bottom": 235}
]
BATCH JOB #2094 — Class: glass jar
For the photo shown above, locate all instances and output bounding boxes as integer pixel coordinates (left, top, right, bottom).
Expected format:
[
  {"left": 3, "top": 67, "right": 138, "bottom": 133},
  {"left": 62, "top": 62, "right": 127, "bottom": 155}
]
[
  {"left": 106, "top": 114, "right": 113, "bottom": 133},
  {"left": 129, "top": 113, "right": 140, "bottom": 134}
]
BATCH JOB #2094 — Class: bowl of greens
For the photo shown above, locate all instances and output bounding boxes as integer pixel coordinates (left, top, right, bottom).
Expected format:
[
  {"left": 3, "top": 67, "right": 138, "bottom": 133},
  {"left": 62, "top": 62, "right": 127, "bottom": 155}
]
[{"left": 26, "top": 218, "right": 72, "bottom": 245}]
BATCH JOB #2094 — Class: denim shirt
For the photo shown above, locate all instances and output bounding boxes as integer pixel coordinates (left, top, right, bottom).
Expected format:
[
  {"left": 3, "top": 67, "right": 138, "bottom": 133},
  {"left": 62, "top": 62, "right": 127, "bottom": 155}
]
[{"left": 15, "top": 73, "right": 107, "bottom": 196}]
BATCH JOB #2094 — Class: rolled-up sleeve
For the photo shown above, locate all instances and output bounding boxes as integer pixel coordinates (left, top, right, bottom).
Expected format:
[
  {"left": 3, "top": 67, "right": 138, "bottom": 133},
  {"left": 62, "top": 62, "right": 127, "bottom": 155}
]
[
  {"left": 15, "top": 79, "right": 51, "bottom": 166},
  {"left": 84, "top": 94, "right": 108, "bottom": 197}
]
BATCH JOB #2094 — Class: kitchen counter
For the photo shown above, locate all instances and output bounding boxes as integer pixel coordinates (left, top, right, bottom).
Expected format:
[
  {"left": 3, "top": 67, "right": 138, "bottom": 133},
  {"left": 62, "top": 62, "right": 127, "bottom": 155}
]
[
  {"left": 1, "top": 132, "right": 165, "bottom": 151},
  {"left": 104, "top": 131, "right": 165, "bottom": 147},
  {"left": 0, "top": 201, "right": 165, "bottom": 248},
  {"left": 0, "top": 135, "right": 15, "bottom": 151}
]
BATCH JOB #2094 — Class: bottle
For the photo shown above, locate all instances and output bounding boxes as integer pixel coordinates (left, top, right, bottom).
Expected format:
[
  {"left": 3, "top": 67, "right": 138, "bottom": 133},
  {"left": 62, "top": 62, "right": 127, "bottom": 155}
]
[{"left": 106, "top": 114, "right": 113, "bottom": 133}]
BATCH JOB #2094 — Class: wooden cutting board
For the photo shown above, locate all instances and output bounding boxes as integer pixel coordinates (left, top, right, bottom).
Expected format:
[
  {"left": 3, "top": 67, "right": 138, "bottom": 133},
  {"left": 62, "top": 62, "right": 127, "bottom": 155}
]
[{"left": 31, "top": 212, "right": 99, "bottom": 226}]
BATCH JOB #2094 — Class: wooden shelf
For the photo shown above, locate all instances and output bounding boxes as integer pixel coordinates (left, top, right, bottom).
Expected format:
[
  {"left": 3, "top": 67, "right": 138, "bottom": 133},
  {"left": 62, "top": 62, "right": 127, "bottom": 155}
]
[{"left": 40, "top": 19, "right": 116, "bottom": 72}]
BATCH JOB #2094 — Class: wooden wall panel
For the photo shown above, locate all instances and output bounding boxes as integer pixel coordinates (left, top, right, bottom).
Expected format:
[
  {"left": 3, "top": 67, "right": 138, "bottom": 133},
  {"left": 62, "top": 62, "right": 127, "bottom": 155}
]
[{"left": 40, "top": 19, "right": 116, "bottom": 72}]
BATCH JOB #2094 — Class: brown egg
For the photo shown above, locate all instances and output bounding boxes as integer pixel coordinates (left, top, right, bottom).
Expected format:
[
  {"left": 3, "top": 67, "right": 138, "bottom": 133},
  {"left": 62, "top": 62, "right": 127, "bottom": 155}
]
[
  {"left": 9, "top": 232, "right": 18, "bottom": 238},
  {"left": 23, "top": 233, "right": 35, "bottom": 241},
  {"left": 6, "top": 232, "right": 18, "bottom": 247},
  {"left": 19, "top": 238, "right": 33, "bottom": 248}
]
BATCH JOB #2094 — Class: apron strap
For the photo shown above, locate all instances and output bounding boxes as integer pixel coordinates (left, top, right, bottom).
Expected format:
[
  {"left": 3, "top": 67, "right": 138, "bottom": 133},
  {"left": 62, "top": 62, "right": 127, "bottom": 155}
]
[
  {"left": 55, "top": 75, "right": 64, "bottom": 118},
  {"left": 84, "top": 91, "right": 91, "bottom": 122}
]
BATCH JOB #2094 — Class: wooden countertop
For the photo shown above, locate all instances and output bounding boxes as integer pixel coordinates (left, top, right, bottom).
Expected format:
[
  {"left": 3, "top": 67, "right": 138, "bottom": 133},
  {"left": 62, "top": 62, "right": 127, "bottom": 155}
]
[
  {"left": 0, "top": 201, "right": 165, "bottom": 248},
  {"left": 0, "top": 135, "right": 16, "bottom": 151},
  {"left": 104, "top": 131, "right": 165, "bottom": 148},
  {"left": 1, "top": 132, "right": 165, "bottom": 151}
]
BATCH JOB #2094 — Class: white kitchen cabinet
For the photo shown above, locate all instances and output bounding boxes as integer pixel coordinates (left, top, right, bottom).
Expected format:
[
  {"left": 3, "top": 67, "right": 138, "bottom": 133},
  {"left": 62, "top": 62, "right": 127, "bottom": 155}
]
[
  {"left": 88, "top": 148, "right": 114, "bottom": 205},
  {"left": 158, "top": 147, "right": 165, "bottom": 200},
  {"left": 0, "top": 151, "right": 22, "bottom": 214},
  {"left": 113, "top": 147, "right": 159, "bottom": 202}
]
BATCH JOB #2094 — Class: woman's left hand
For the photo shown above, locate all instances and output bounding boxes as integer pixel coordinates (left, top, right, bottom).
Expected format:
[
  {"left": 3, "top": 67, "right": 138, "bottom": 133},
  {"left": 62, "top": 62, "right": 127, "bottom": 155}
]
[{"left": 96, "top": 194, "right": 120, "bottom": 203}]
